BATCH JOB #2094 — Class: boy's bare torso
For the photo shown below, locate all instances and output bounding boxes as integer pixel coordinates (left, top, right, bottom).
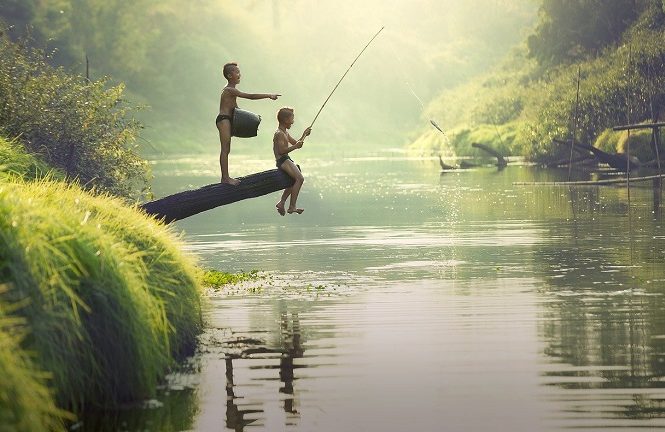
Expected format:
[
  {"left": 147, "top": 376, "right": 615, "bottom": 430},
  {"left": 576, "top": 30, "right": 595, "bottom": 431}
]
[
  {"left": 219, "top": 87, "right": 238, "bottom": 116},
  {"left": 273, "top": 129, "right": 289, "bottom": 159}
]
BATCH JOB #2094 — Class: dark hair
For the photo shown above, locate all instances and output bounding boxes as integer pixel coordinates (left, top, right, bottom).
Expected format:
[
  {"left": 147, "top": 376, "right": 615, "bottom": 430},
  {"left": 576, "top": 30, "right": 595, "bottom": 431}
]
[
  {"left": 223, "top": 62, "right": 238, "bottom": 80},
  {"left": 277, "top": 107, "right": 294, "bottom": 122}
]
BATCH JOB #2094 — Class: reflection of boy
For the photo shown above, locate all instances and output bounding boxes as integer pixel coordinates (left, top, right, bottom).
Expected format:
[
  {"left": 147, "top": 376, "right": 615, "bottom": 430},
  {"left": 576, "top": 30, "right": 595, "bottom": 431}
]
[
  {"left": 273, "top": 107, "right": 311, "bottom": 215},
  {"left": 216, "top": 62, "right": 280, "bottom": 185}
]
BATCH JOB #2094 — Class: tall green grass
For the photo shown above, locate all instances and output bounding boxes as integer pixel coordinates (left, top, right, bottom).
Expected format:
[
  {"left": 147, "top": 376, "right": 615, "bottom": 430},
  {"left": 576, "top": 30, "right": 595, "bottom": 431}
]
[
  {"left": 0, "top": 136, "right": 61, "bottom": 181},
  {"left": 594, "top": 127, "right": 654, "bottom": 162},
  {"left": 409, "top": 121, "right": 520, "bottom": 158},
  {"left": 0, "top": 174, "right": 202, "bottom": 428},
  {"left": 0, "top": 293, "right": 71, "bottom": 432}
]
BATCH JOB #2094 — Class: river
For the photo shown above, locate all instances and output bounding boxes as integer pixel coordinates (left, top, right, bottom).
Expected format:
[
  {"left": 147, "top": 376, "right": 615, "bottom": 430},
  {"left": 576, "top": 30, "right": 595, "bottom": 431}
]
[{"left": 86, "top": 149, "right": 665, "bottom": 431}]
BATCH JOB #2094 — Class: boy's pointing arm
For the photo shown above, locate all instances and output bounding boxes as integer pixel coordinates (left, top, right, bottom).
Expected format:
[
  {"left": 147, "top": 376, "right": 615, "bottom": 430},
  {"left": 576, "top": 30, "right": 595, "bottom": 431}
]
[{"left": 227, "top": 87, "right": 280, "bottom": 100}]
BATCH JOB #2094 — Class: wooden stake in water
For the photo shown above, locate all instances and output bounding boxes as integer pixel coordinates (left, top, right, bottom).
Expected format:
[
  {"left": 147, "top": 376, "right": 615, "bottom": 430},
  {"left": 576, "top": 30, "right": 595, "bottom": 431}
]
[
  {"left": 309, "top": 26, "right": 385, "bottom": 129},
  {"left": 568, "top": 66, "right": 581, "bottom": 182},
  {"left": 626, "top": 44, "right": 633, "bottom": 198}
]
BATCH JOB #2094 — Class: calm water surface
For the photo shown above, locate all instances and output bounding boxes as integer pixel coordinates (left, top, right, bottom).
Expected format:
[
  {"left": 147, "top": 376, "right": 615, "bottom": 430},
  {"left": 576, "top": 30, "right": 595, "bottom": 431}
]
[{"left": 90, "top": 150, "right": 665, "bottom": 431}]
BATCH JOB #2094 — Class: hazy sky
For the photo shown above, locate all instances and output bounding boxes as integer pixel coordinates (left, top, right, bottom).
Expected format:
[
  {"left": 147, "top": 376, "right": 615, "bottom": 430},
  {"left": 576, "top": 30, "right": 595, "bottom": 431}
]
[{"left": 202, "top": 0, "right": 537, "bottom": 148}]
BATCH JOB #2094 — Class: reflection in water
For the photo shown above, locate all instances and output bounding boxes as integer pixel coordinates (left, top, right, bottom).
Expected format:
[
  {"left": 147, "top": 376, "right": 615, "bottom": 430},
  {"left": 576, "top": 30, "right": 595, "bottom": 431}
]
[
  {"left": 278, "top": 312, "right": 303, "bottom": 417},
  {"left": 225, "top": 358, "right": 261, "bottom": 431},
  {"left": 102, "top": 153, "right": 665, "bottom": 431},
  {"left": 535, "top": 183, "right": 665, "bottom": 428}
]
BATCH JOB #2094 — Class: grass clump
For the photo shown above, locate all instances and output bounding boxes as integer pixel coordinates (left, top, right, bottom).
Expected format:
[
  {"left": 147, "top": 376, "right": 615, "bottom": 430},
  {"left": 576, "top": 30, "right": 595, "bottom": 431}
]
[
  {"left": 201, "top": 269, "right": 260, "bottom": 289},
  {"left": 594, "top": 127, "right": 655, "bottom": 162},
  {"left": 410, "top": 121, "right": 521, "bottom": 159},
  {"left": 0, "top": 136, "right": 61, "bottom": 181},
  {"left": 0, "top": 176, "right": 202, "bottom": 424}
]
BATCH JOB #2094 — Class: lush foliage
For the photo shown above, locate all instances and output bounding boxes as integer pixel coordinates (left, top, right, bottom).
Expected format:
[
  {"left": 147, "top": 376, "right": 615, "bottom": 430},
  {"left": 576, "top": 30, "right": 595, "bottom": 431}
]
[
  {"left": 0, "top": 140, "right": 202, "bottom": 429},
  {"left": 412, "top": 1, "right": 665, "bottom": 162},
  {"left": 527, "top": 0, "right": 642, "bottom": 66},
  {"left": 0, "top": 34, "right": 149, "bottom": 197}
]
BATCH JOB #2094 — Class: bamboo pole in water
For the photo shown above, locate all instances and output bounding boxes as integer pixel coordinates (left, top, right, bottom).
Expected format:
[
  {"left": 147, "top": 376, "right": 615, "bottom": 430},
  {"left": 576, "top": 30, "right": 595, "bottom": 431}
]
[
  {"left": 626, "top": 44, "right": 633, "bottom": 196},
  {"left": 568, "top": 67, "right": 582, "bottom": 182},
  {"left": 513, "top": 173, "right": 665, "bottom": 187}
]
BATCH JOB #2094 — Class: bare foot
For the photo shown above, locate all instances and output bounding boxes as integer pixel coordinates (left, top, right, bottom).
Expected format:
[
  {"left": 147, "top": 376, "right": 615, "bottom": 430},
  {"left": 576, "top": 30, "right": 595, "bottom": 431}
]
[
  {"left": 221, "top": 176, "right": 240, "bottom": 186},
  {"left": 287, "top": 207, "right": 304, "bottom": 214},
  {"left": 276, "top": 202, "right": 286, "bottom": 216}
]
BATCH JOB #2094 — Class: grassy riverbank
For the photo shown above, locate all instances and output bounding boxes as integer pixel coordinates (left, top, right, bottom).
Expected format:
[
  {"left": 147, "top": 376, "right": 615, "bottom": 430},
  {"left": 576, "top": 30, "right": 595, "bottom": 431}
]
[{"left": 0, "top": 137, "right": 202, "bottom": 430}]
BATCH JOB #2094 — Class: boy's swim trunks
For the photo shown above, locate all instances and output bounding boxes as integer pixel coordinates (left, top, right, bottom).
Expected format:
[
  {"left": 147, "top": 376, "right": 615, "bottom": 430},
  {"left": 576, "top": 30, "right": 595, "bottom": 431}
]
[
  {"left": 215, "top": 114, "right": 232, "bottom": 125},
  {"left": 276, "top": 155, "right": 293, "bottom": 168}
]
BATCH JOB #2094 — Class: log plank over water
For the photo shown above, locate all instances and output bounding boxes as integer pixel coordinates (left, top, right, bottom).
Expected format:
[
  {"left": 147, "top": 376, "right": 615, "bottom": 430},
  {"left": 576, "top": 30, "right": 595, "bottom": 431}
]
[{"left": 141, "top": 169, "right": 295, "bottom": 223}]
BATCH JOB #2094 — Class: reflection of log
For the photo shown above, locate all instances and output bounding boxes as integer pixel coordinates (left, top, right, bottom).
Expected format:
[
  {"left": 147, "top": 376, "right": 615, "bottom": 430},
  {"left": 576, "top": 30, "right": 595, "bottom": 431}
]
[
  {"left": 141, "top": 169, "right": 295, "bottom": 223},
  {"left": 471, "top": 142, "right": 507, "bottom": 167}
]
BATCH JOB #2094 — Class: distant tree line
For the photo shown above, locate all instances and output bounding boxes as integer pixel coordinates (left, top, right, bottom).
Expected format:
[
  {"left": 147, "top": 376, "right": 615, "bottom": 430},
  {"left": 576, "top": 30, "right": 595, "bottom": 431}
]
[{"left": 527, "top": 0, "right": 657, "bottom": 66}]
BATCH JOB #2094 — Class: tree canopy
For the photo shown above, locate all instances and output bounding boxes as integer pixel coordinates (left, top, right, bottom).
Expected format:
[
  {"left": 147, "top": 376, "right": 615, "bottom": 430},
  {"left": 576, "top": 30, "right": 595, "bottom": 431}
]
[{"left": 527, "top": 0, "right": 644, "bottom": 66}]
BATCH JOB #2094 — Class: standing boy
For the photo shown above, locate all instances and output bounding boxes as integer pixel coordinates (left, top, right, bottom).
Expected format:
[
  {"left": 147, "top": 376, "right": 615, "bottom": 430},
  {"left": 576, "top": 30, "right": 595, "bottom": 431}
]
[
  {"left": 216, "top": 62, "right": 280, "bottom": 185},
  {"left": 273, "top": 107, "right": 311, "bottom": 215}
]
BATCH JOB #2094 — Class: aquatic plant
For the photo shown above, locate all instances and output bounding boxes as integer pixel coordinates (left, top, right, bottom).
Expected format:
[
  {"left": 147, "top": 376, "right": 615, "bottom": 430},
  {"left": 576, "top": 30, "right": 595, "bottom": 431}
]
[{"left": 201, "top": 269, "right": 260, "bottom": 289}]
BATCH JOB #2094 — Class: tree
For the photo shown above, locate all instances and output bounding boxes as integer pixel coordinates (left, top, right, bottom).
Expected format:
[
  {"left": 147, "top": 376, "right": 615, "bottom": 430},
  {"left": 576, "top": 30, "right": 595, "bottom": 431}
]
[{"left": 527, "top": 0, "right": 643, "bottom": 66}]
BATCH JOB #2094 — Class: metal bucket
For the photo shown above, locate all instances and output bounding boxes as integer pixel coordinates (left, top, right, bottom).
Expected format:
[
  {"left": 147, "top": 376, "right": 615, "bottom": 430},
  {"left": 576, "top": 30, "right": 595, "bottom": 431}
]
[{"left": 232, "top": 108, "right": 262, "bottom": 138}]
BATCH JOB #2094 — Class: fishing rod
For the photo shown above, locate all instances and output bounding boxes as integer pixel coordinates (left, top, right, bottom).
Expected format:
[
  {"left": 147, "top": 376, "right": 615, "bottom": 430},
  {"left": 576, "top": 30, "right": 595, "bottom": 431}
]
[{"left": 309, "top": 26, "right": 385, "bottom": 130}]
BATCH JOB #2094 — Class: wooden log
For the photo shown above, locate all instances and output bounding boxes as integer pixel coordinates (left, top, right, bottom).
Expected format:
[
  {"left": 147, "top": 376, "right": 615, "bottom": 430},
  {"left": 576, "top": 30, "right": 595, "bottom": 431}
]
[
  {"left": 471, "top": 142, "right": 507, "bottom": 167},
  {"left": 572, "top": 142, "right": 640, "bottom": 171},
  {"left": 141, "top": 169, "right": 295, "bottom": 223},
  {"left": 612, "top": 121, "right": 665, "bottom": 131},
  {"left": 438, "top": 155, "right": 456, "bottom": 170}
]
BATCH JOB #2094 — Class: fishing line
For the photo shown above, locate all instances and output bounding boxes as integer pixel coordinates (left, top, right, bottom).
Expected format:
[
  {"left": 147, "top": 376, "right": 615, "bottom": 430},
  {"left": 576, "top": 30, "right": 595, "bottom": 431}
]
[{"left": 388, "top": 41, "right": 448, "bottom": 139}]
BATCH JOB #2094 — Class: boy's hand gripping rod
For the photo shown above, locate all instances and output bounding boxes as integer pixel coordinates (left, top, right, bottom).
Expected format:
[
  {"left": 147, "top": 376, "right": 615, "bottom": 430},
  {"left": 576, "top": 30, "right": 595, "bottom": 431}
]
[{"left": 308, "top": 26, "right": 385, "bottom": 130}]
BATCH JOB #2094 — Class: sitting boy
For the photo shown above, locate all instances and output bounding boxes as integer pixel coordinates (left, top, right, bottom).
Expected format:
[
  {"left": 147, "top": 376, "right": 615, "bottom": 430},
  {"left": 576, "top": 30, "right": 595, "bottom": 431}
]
[{"left": 273, "top": 107, "right": 311, "bottom": 215}]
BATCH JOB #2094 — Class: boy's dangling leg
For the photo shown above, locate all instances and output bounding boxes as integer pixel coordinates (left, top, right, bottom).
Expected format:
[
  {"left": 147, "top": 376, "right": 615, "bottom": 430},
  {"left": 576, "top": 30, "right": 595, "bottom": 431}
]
[
  {"left": 276, "top": 188, "right": 291, "bottom": 216},
  {"left": 280, "top": 161, "right": 304, "bottom": 214}
]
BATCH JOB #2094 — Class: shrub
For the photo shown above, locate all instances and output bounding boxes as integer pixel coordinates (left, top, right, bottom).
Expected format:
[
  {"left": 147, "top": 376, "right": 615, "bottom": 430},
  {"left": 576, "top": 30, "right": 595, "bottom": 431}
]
[{"left": 0, "top": 34, "right": 149, "bottom": 197}]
